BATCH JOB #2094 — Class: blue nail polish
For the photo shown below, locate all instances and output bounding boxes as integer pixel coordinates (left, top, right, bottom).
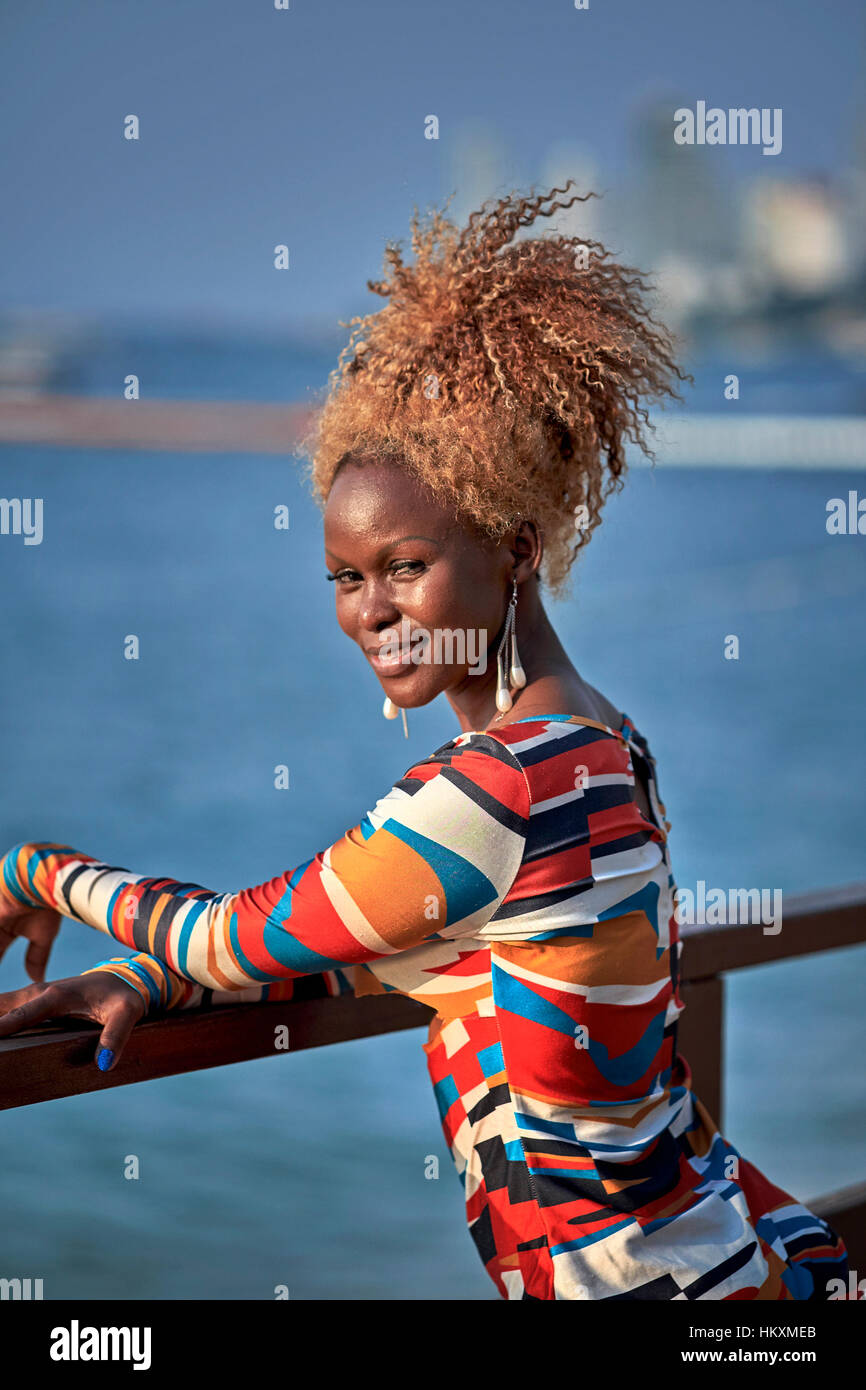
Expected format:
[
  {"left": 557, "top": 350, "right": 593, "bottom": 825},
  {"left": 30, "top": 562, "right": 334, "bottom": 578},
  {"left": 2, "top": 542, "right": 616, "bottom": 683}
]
[{"left": 97, "top": 1047, "right": 114, "bottom": 1072}]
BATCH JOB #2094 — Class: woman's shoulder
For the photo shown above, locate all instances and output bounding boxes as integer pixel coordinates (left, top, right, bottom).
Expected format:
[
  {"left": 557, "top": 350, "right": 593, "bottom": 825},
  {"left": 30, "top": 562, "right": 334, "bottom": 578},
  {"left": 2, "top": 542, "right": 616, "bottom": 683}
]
[
  {"left": 398, "top": 729, "right": 532, "bottom": 825},
  {"left": 418, "top": 717, "right": 623, "bottom": 801},
  {"left": 409, "top": 702, "right": 659, "bottom": 819}
]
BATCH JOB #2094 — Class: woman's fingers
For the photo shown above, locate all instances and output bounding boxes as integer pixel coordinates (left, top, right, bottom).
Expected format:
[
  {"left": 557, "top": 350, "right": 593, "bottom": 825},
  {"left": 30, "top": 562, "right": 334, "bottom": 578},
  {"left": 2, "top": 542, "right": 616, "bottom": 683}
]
[
  {"left": 94, "top": 1005, "right": 143, "bottom": 1072},
  {"left": 0, "top": 975, "right": 146, "bottom": 1070},
  {"left": 0, "top": 920, "right": 17, "bottom": 966},
  {"left": 0, "top": 893, "right": 31, "bottom": 957},
  {"left": 0, "top": 981, "right": 43, "bottom": 1015},
  {"left": 0, "top": 904, "right": 61, "bottom": 980},
  {"left": 23, "top": 909, "right": 61, "bottom": 983},
  {"left": 0, "top": 981, "right": 69, "bottom": 1037}
]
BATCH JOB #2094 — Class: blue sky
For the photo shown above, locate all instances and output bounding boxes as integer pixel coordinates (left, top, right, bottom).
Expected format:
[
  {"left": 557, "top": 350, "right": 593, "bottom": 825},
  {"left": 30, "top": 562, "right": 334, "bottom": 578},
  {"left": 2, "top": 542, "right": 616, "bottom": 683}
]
[{"left": 1, "top": 0, "right": 863, "bottom": 333}]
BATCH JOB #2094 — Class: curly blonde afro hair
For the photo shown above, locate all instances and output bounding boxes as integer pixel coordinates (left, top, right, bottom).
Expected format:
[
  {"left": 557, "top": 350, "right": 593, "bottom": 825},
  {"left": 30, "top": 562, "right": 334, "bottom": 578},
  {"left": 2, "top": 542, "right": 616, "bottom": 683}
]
[{"left": 302, "top": 183, "right": 687, "bottom": 595}]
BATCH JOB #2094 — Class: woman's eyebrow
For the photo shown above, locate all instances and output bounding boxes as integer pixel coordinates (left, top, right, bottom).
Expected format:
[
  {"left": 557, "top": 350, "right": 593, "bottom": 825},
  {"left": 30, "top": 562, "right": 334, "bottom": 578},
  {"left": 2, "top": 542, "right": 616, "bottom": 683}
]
[
  {"left": 324, "top": 536, "right": 442, "bottom": 564},
  {"left": 384, "top": 535, "right": 441, "bottom": 550}
]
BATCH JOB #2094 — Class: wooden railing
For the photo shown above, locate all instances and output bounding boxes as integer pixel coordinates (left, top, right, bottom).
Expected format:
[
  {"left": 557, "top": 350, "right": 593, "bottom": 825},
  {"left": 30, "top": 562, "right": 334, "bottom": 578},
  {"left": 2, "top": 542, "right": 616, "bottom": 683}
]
[{"left": 2, "top": 881, "right": 865, "bottom": 1267}]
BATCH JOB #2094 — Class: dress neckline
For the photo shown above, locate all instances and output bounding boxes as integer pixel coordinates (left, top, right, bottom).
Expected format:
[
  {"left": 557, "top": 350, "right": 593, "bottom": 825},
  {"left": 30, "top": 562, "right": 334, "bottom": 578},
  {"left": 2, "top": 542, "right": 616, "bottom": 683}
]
[{"left": 462, "top": 711, "right": 637, "bottom": 746}]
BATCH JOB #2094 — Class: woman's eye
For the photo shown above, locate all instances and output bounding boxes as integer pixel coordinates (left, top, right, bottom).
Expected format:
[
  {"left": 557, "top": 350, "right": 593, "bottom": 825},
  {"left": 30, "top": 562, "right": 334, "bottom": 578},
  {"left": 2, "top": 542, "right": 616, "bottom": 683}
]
[{"left": 325, "top": 561, "right": 425, "bottom": 585}]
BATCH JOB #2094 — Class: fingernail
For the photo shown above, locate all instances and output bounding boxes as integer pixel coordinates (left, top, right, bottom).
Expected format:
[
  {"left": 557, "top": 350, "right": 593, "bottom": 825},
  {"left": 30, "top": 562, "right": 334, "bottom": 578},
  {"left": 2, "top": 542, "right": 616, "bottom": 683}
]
[{"left": 97, "top": 1048, "right": 114, "bottom": 1072}]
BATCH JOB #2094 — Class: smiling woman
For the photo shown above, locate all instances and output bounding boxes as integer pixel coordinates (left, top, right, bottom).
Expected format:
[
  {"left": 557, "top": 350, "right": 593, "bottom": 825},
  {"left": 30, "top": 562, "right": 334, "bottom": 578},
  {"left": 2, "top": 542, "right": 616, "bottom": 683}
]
[{"left": 0, "top": 183, "right": 850, "bottom": 1301}]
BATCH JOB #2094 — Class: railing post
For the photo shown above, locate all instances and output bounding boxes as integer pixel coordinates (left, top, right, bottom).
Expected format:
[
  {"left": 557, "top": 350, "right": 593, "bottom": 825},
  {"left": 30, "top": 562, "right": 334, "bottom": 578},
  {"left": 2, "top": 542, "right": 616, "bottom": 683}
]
[{"left": 678, "top": 977, "right": 724, "bottom": 1129}]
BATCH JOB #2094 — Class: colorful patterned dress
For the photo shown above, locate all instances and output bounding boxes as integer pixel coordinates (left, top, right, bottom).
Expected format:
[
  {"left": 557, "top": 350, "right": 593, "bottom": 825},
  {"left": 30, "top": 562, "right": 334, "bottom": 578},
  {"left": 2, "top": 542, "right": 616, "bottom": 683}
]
[{"left": 0, "top": 713, "right": 849, "bottom": 1300}]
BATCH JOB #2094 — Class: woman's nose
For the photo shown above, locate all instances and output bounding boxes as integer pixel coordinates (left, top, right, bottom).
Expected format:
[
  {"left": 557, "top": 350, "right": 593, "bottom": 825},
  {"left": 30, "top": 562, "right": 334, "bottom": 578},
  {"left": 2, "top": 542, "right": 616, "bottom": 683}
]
[{"left": 356, "top": 582, "right": 401, "bottom": 633}]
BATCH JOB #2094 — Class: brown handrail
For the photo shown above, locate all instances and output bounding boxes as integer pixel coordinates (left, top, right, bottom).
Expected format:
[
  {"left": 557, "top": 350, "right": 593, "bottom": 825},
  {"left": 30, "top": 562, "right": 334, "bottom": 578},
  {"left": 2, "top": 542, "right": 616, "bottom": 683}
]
[
  {"left": 1, "top": 881, "right": 863, "bottom": 1111},
  {"left": 678, "top": 880, "right": 866, "bottom": 976},
  {"left": 0, "top": 991, "right": 431, "bottom": 1112}
]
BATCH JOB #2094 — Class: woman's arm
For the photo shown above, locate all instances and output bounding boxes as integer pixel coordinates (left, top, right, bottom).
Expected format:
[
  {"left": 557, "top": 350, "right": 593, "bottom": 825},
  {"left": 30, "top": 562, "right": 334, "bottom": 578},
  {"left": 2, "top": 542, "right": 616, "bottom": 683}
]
[
  {"left": 0, "top": 949, "right": 356, "bottom": 1073},
  {"left": 0, "top": 733, "right": 530, "bottom": 997},
  {"left": 81, "top": 950, "right": 355, "bottom": 1014}
]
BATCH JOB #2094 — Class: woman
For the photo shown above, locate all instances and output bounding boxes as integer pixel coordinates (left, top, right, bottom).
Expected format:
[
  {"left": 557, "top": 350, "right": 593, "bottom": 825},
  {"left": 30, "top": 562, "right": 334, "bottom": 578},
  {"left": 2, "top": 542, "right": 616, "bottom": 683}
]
[{"left": 0, "top": 185, "right": 848, "bottom": 1301}]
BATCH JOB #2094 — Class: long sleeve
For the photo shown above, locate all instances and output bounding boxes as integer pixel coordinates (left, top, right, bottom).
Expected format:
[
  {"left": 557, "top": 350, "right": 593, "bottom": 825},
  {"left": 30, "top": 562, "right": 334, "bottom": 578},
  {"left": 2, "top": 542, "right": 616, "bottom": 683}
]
[
  {"left": 1, "top": 733, "right": 530, "bottom": 1010},
  {"left": 78, "top": 951, "right": 355, "bottom": 1014}
]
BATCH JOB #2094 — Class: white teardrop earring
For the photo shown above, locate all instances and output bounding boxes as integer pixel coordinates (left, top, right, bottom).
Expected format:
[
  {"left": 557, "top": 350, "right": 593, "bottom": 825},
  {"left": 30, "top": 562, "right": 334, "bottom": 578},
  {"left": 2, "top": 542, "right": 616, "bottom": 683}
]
[
  {"left": 509, "top": 603, "right": 526, "bottom": 692},
  {"left": 495, "top": 578, "right": 523, "bottom": 714},
  {"left": 382, "top": 696, "right": 409, "bottom": 738}
]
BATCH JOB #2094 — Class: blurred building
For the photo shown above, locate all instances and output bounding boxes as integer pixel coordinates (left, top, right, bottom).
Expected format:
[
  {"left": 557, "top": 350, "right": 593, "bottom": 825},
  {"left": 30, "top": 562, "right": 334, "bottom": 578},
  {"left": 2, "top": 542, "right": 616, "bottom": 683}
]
[
  {"left": 741, "top": 176, "right": 851, "bottom": 297},
  {"left": 631, "top": 102, "right": 736, "bottom": 267}
]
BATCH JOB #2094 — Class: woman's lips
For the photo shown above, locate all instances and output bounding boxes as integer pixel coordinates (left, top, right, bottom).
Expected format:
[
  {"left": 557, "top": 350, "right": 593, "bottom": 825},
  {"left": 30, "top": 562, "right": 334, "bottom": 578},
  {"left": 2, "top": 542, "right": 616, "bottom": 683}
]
[{"left": 365, "top": 646, "right": 414, "bottom": 674}]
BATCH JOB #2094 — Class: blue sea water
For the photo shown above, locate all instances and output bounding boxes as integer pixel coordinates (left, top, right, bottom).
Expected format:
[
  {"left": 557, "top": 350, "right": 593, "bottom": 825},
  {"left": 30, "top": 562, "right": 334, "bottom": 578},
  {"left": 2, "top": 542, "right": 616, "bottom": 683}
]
[{"left": 0, "top": 343, "right": 864, "bottom": 1299}]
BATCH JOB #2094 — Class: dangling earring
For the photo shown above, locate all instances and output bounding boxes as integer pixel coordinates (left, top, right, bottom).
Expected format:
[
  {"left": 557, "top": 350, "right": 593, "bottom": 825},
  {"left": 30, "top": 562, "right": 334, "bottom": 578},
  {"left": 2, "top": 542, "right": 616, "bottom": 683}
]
[
  {"left": 495, "top": 578, "right": 527, "bottom": 713},
  {"left": 383, "top": 696, "right": 409, "bottom": 738}
]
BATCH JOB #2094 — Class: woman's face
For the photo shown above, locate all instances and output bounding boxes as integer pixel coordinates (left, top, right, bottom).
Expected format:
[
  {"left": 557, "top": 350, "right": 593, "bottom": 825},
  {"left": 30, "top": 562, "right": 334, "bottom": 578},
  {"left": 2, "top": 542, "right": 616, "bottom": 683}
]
[{"left": 323, "top": 457, "right": 514, "bottom": 709}]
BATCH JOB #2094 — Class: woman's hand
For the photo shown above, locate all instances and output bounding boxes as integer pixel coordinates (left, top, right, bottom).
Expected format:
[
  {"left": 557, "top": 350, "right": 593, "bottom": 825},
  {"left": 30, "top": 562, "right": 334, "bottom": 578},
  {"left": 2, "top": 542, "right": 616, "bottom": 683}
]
[
  {"left": 0, "top": 973, "right": 147, "bottom": 1071},
  {"left": 0, "top": 890, "right": 61, "bottom": 983}
]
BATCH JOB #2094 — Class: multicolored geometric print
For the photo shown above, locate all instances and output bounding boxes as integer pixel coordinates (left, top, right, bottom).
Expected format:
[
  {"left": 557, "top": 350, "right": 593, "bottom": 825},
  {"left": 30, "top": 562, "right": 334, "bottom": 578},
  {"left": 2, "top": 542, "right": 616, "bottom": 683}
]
[{"left": 0, "top": 713, "right": 849, "bottom": 1300}]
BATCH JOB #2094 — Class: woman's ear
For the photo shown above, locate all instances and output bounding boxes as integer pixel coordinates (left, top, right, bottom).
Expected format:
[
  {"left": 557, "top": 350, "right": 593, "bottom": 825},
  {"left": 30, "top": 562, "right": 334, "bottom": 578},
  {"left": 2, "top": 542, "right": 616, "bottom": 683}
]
[{"left": 510, "top": 520, "right": 543, "bottom": 582}]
